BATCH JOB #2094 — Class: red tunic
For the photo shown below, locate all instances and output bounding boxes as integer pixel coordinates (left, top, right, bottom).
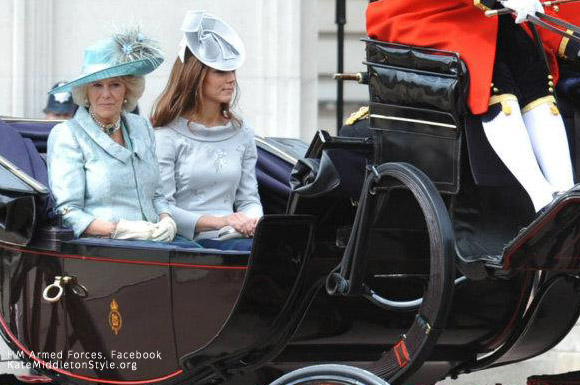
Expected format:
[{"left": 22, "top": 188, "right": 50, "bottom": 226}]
[
  {"left": 538, "top": 3, "right": 580, "bottom": 57},
  {"left": 366, "top": 0, "right": 560, "bottom": 115}
]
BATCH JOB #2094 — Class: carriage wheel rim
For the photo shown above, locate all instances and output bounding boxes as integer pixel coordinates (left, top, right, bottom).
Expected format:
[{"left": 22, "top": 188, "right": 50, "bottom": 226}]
[{"left": 362, "top": 162, "right": 456, "bottom": 384}]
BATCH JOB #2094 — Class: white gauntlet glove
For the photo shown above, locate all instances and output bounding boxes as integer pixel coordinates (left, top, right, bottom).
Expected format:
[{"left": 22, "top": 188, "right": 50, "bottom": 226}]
[
  {"left": 501, "top": 0, "right": 544, "bottom": 24},
  {"left": 152, "top": 216, "right": 177, "bottom": 242},
  {"left": 112, "top": 219, "right": 156, "bottom": 240}
]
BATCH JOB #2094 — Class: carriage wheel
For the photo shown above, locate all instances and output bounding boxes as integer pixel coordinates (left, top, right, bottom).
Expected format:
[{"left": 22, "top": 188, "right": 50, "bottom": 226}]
[
  {"left": 269, "top": 364, "right": 390, "bottom": 385},
  {"left": 368, "top": 163, "right": 455, "bottom": 384},
  {"left": 327, "top": 162, "right": 456, "bottom": 384}
]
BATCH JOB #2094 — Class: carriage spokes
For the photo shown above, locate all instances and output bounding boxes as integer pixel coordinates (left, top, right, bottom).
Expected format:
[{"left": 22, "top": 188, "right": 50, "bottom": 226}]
[{"left": 269, "top": 364, "right": 390, "bottom": 385}]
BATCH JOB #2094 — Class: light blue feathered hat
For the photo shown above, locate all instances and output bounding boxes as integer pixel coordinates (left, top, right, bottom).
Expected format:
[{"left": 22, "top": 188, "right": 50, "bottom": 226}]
[{"left": 50, "top": 27, "right": 164, "bottom": 94}]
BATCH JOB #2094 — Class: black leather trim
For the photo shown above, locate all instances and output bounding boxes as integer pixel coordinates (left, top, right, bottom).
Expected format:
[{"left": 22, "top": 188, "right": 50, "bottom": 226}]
[
  {"left": 371, "top": 103, "right": 461, "bottom": 194},
  {"left": 364, "top": 39, "right": 467, "bottom": 77},
  {"left": 290, "top": 152, "right": 341, "bottom": 198},
  {"left": 365, "top": 39, "right": 468, "bottom": 194}
]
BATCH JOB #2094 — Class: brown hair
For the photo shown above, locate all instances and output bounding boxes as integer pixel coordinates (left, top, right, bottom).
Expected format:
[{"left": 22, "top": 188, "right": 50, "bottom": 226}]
[{"left": 151, "top": 53, "right": 239, "bottom": 128}]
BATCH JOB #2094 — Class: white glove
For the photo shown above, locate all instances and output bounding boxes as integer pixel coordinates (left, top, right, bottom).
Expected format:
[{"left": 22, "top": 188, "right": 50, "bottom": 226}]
[
  {"left": 112, "top": 219, "right": 156, "bottom": 240},
  {"left": 151, "top": 216, "right": 177, "bottom": 242},
  {"left": 501, "top": 0, "right": 544, "bottom": 24}
]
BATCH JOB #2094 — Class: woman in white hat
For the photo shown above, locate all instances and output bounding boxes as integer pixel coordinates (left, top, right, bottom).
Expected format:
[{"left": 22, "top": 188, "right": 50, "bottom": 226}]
[
  {"left": 47, "top": 28, "right": 177, "bottom": 242},
  {"left": 152, "top": 11, "right": 262, "bottom": 250}
]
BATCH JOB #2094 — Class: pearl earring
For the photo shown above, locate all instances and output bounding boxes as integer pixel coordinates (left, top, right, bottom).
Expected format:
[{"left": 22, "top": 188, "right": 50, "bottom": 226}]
[
  {"left": 123, "top": 99, "right": 128, "bottom": 104},
  {"left": 84, "top": 98, "right": 89, "bottom": 106}
]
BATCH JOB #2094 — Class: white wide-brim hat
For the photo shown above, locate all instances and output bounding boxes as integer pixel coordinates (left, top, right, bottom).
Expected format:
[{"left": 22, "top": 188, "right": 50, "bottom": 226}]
[{"left": 179, "top": 10, "right": 245, "bottom": 71}]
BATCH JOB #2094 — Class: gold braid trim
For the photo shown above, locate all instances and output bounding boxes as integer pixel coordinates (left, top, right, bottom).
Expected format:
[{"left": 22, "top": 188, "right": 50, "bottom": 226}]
[
  {"left": 474, "top": 0, "right": 491, "bottom": 11},
  {"left": 558, "top": 30, "right": 574, "bottom": 58},
  {"left": 489, "top": 94, "right": 518, "bottom": 115},
  {"left": 522, "top": 96, "right": 559, "bottom": 115},
  {"left": 345, "top": 106, "right": 369, "bottom": 126}
]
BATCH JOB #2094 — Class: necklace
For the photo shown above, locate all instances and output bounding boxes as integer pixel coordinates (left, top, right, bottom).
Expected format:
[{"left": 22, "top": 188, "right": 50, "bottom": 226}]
[{"left": 89, "top": 108, "right": 121, "bottom": 135}]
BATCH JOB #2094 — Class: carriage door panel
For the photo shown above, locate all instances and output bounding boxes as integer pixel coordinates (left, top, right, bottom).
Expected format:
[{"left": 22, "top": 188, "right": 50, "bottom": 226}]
[
  {"left": 62, "top": 246, "right": 179, "bottom": 382},
  {"left": 0, "top": 246, "right": 67, "bottom": 362}
]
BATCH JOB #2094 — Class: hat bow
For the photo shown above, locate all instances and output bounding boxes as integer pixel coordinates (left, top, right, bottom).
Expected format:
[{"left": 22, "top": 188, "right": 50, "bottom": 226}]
[{"left": 178, "top": 11, "right": 245, "bottom": 70}]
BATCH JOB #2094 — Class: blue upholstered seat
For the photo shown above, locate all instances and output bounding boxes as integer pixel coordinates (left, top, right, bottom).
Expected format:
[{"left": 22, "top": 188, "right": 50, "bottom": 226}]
[
  {"left": 0, "top": 118, "right": 53, "bottom": 219},
  {"left": 0, "top": 119, "right": 50, "bottom": 187},
  {"left": 9, "top": 121, "right": 56, "bottom": 154}
]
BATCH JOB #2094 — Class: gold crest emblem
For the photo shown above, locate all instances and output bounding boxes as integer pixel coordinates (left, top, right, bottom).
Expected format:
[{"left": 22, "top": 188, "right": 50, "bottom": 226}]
[{"left": 109, "top": 299, "right": 122, "bottom": 335}]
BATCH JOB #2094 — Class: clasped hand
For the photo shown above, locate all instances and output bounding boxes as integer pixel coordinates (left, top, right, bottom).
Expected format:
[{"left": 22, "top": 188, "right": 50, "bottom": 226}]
[
  {"left": 222, "top": 212, "right": 258, "bottom": 237},
  {"left": 112, "top": 216, "right": 177, "bottom": 242},
  {"left": 500, "top": 0, "right": 544, "bottom": 24}
]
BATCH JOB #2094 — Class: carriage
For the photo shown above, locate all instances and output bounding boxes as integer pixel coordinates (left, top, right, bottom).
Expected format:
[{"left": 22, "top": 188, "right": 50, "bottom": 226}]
[{"left": 2, "top": 26, "right": 580, "bottom": 385}]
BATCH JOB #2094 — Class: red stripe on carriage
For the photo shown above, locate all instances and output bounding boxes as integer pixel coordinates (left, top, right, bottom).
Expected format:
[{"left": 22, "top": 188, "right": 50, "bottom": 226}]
[
  {"left": 393, "top": 340, "right": 410, "bottom": 368},
  {"left": 0, "top": 245, "right": 248, "bottom": 270},
  {"left": 0, "top": 314, "right": 183, "bottom": 384}
]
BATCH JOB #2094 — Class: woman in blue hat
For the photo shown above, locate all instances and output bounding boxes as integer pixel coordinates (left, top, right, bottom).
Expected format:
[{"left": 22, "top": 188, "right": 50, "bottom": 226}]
[
  {"left": 151, "top": 11, "right": 262, "bottom": 251},
  {"left": 47, "top": 28, "right": 177, "bottom": 241}
]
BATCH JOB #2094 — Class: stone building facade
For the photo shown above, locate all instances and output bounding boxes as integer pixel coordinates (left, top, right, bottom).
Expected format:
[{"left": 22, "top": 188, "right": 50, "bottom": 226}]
[{"left": 0, "top": 0, "right": 317, "bottom": 140}]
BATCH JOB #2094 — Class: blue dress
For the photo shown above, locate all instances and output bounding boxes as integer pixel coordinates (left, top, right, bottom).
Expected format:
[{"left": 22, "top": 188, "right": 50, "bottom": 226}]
[{"left": 155, "top": 117, "right": 263, "bottom": 241}]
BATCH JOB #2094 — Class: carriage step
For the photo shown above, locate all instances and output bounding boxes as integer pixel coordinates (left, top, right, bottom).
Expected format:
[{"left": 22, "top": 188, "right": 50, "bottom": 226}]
[{"left": 502, "top": 187, "right": 580, "bottom": 271}]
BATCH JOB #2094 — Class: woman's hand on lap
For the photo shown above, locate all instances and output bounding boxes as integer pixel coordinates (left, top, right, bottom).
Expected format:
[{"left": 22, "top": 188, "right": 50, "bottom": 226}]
[
  {"left": 223, "top": 213, "right": 258, "bottom": 237},
  {"left": 112, "top": 219, "right": 157, "bottom": 240},
  {"left": 152, "top": 216, "right": 177, "bottom": 242},
  {"left": 84, "top": 219, "right": 118, "bottom": 238}
]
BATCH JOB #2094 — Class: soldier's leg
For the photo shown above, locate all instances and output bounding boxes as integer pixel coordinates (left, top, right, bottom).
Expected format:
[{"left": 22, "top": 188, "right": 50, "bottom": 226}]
[
  {"left": 481, "top": 95, "right": 556, "bottom": 211},
  {"left": 502, "top": 15, "right": 575, "bottom": 191},
  {"left": 481, "top": 27, "right": 556, "bottom": 212}
]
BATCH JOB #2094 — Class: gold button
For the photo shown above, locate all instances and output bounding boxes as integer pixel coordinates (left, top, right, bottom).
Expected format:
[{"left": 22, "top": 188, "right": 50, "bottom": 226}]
[{"left": 502, "top": 103, "right": 512, "bottom": 116}]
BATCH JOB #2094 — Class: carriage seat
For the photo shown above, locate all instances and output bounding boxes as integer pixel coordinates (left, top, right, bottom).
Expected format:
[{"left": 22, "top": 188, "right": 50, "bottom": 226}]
[
  {"left": 6, "top": 117, "right": 299, "bottom": 217},
  {"left": 255, "top": 138, "right": 309, "bottom": 215},
  {"left": 365, "top": 39, "right": 580, "bottom": 189},
  {"left": 363, "top": 39, "right": 580, "bottom": 276},
  {"left": 364, "top": 40, "right": 530, "bottom": 273},
  {"left": 9, "top": 120, "right": 56, "bottom": 154},
  {"left": 0, "top": 118, "right": 56, "bottom": 245},
  {"left": 1, "top": 117, "right": 303, "bottom": 251},
  {"left": 0, "top": 118, "right": 53, "bottom": 216},
  {"left": 0, "top": 119, "right": 50, "bottom": 187}
]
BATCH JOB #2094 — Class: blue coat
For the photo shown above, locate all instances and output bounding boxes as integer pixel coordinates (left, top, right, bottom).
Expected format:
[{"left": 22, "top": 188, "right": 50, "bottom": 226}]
[{"left": 47, "top": 107, "right": 169, "bottom": 237}]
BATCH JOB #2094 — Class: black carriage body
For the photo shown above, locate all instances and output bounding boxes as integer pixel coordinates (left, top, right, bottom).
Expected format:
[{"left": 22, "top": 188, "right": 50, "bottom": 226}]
[
  {"left": 0, "top": 202, "right": 546, "bottom": 385},
  {"left": 1, "top": 38, "right": 580, "bottom": 385}
]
